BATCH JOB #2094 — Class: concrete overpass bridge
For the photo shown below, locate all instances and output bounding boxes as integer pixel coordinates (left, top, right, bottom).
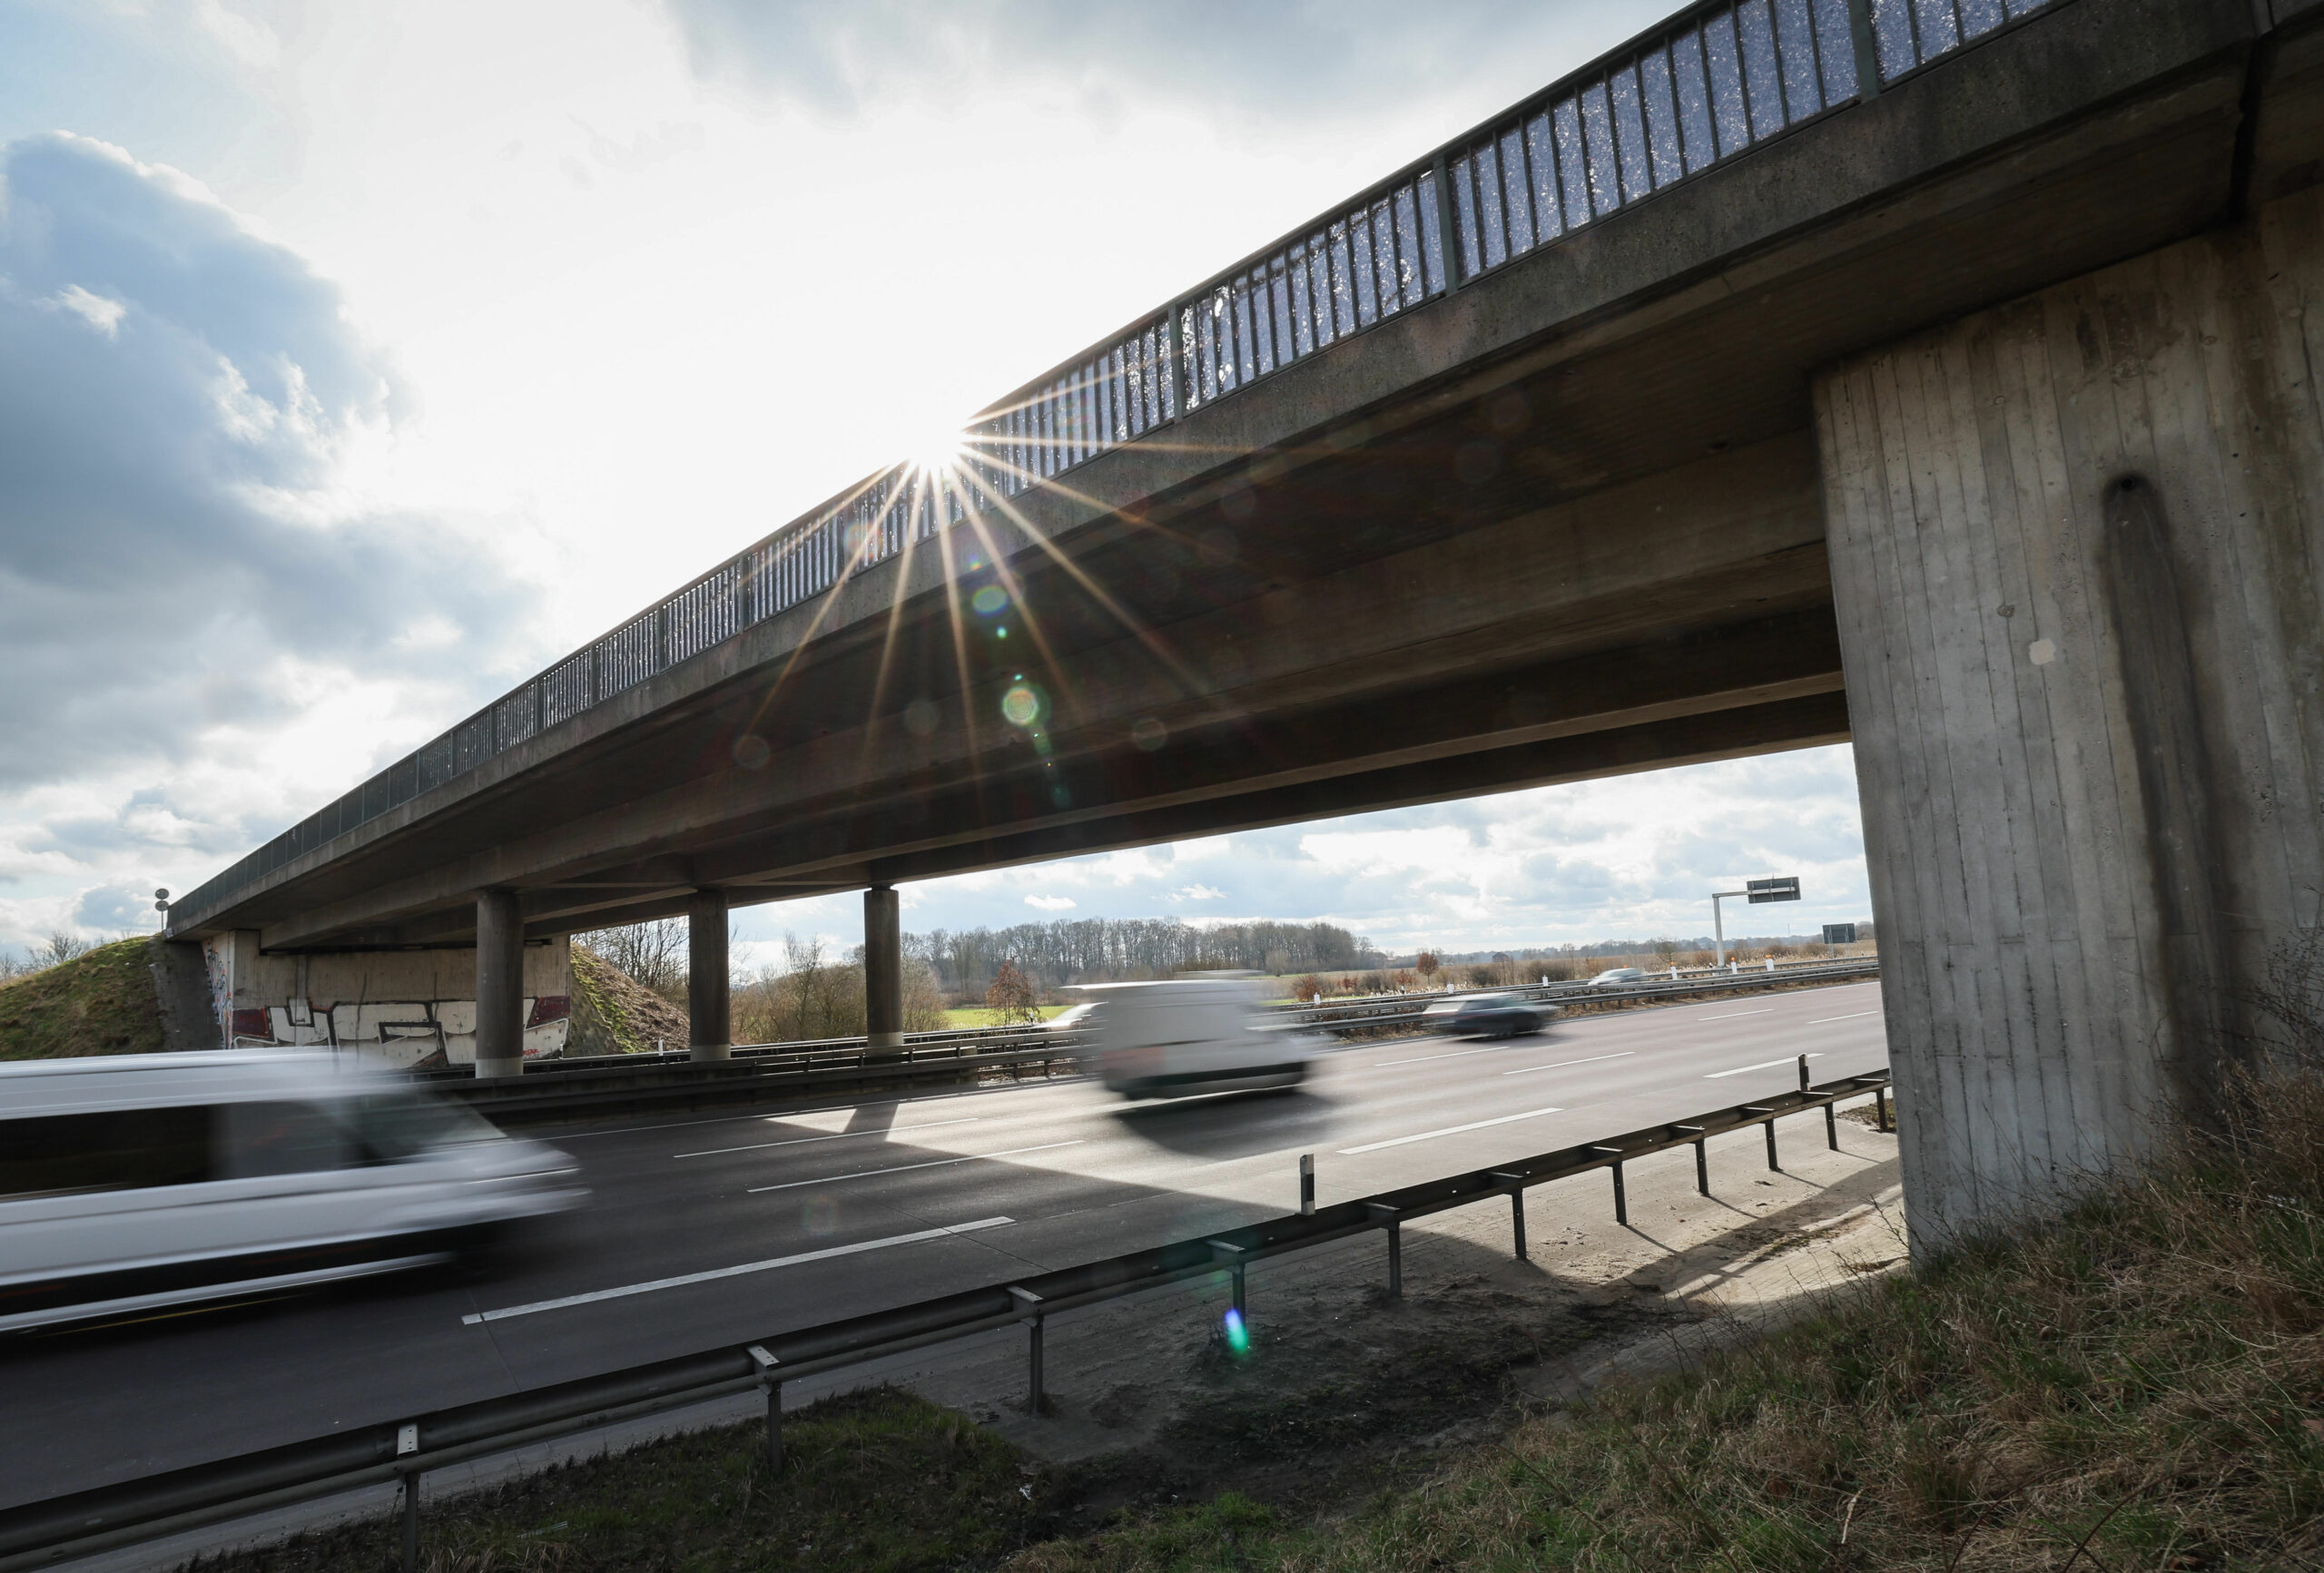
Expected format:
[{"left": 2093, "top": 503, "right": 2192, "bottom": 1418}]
[{"left": 170, "top": 0, "right": 2324, "bottom": 1253}]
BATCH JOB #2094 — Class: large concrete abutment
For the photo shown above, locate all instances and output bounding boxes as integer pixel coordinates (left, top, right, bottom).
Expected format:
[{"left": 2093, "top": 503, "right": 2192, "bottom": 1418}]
[
  {"left": 1819, "top": 183, "right": 2324, "bottom": 1255},
  {"left": 201, "top": 928, "right": 572, "bottom": 1069}
]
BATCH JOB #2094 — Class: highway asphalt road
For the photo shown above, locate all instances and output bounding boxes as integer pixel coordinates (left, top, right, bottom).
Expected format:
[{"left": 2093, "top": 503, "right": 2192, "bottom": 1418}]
[{"left": 0, "top": 979, "right": 1889, "bottom": 1508}]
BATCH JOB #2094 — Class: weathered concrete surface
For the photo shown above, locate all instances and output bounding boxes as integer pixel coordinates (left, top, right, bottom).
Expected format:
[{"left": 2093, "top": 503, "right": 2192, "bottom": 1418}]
[
  {"left": 1817, "top": 177, "right": 2324, "bottom": 1253},
  {"left": 200, "top": 930, "right": 571, "bottom": 1068},
  {"left": 169, "top": 0, "right": 2297, "bottom": 955}
]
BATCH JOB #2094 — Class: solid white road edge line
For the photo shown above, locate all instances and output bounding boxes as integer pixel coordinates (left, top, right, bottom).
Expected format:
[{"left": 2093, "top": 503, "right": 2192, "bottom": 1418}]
[
  {"left": 1808, "top": 1010, "right": 1881, "bottom": 1024},
  {"left": 1502, "top": 1051, "right": 1638, "bottom": 1076},
  {"left": 746, "top": 1141, "right": 1086, "bottom": 1194},
  {"left": 1706, "top": 1053, "right": 1824, "bottom": 1078},
  {"left": 1339, "top": 1106, "right": 1563, "bottom": 1155},
  {"left": 460, "top": 1216, "right": 1016, "bottom": 1324},
  {"left": 675, "top": 1117, "right": 980, "bottom": 1158}
]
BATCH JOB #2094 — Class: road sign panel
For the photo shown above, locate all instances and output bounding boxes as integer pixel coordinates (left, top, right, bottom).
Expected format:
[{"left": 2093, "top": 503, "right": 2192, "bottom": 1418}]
[
  {"left": 1747, "top": 876, "right": 1800, "bottom": 903},
  {"left": 1822, "top": 922, "right": 1857, "bottom": 944}
]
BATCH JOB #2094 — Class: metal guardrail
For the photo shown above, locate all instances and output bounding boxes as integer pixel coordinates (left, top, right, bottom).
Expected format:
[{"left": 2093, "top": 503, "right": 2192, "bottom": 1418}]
[
  {"left": 0, "top": 1060, "right": 1896, "bottom": 1572},
  {"left": 169, "top": 0, "right": 2063, "bottom": 929}
]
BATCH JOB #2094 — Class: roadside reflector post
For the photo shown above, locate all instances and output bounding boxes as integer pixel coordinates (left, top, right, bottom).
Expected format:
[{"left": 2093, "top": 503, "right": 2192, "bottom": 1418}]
[
  {"left": 1491, "top": 1171, "right": 1528, "bottom": 1260},
  {"left": 395, "top": 1423, "right": 419, "bottom": 1573},
  {"left": 747, "top": 1344, "right": 783, "bottom": 1473},
  {"left": 1593, "top": 1147, "right": 1628, "bottom": 1225},
  {"left": 1009, "top": 1287, "right": 1047, "bottom": 1415},
  {"left": 1677, "top": 1126, "right": 1709, "bottom": 1195},
  {"left": 1876, "top": 1085, "right": 1892, "bottom": 1132},
  {"left": 1365, "top": 1203, "right": 1403, "bottom": 1299},
  {"left": 1797, "top": 1054, "right": 1811, "bottom": 1090},
  {"left": 1207, "top": 1241, "right": 1248, "bottom": 1319},
  {"left": 1298, "top": 1152, "right": 1315, "bottom": 1215}
]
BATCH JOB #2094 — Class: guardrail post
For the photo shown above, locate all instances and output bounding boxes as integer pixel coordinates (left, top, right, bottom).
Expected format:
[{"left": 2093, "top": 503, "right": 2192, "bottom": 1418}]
[
  {"left": 1593, "top": 1147, "right": 1628, "bottom": 1224},
  {"left": 1492, "top": 1171, "right": 1528, "bottom": 1260},
  {"left": 1677, "top": 1126, "right": 1709, "bottom": 1194},
  {"left": 1365, "top": 1203, "right": 1403, "bottom": 1299},
  {"left": 1009, "top": 1287, "right": 1047, "bottom": 1415},
  {"left": 394, "top": 1423, "right": 419, "bottom": 1573},
  {"left": 1298, "top": 1152, "right": 1315, "bottom": 1215},
  {"left": 1209, "top": 1241, "right": 1248, "bottom": 1319},
  {"left": 747, "top": 1344, "right": 783, "bottom": 1473},
  {"left": 1743, "top": 1106, "right": 1780, "bottom": 1170}
]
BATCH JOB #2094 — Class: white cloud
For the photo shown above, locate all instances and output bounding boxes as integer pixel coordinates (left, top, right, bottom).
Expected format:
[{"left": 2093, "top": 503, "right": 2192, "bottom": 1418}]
[
  {"left": 1023, "top": 894, "right": 1077, "bottom": 912},
  {"left": 1175, "top": 884, "right": 1226, "bottom": 902},
  {"left": 50, "top": 284, "right": 127, "bottom": 338}
]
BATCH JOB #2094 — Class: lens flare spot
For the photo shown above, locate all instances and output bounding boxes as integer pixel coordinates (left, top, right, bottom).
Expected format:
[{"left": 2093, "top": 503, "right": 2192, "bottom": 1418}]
[
  {"left": 970, "top": 585, "right": 1008, "bottom": 616},
  {"left": 1001, "top": 683, "right": 1043, "bottom": 727},
  {"left": 1222, "top": 1308, "right": 1250, "bottom": 1356}
]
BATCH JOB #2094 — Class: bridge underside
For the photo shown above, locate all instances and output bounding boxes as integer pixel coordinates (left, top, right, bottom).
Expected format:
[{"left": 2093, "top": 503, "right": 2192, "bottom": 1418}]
[{"left": 175, "top": 0, "right": 2306, "bottom": 954}]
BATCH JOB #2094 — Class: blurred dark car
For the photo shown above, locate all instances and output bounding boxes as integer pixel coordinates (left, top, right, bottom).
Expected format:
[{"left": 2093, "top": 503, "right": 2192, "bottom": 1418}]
[{"left": 1420, "top": 993, "right": 1553, "bottom": 1039}]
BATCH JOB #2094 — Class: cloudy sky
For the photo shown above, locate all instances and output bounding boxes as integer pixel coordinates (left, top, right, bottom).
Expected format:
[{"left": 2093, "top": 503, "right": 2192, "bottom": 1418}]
[{"left": 0, "top": 0, "right": 1871, "bottom": 964}]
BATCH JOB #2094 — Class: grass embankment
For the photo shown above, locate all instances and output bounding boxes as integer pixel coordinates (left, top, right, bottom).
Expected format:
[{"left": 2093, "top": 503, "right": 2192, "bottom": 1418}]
[
  {"left": 216, "top": 1389, "right": 1052, "bottom": 1572},
  {"left": 566, "top": 945, "right": 688, "bottom": 1056},
  {"left": 197, "top": 1074, "right": 2324, "bottom": 1572},
  {"left": 0, "top": 937, "right": 165, "bottom": 1060}
]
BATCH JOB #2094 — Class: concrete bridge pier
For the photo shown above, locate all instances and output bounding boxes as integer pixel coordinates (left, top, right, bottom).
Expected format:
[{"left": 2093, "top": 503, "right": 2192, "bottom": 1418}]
[
  {"left": 688, "top": 888, "right": 731, "bottom": 1061},
  {"left": 1818, "top": 185, "right": 2324, "bottom": 1257},
  {"left": 864, "top": 885, "right": 903, "bottom": 1059},
  {"left": 473, "top": 889, "right": 525, "bottom": 1080}
]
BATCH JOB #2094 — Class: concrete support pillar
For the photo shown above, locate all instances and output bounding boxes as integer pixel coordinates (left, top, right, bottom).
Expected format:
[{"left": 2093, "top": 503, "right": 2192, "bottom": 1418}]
[
  {"left": 863, "top": 884, "right": 903, "bottom": 1057},
  {"left": 688, "top": 888, "right": 731, "bottom": 1061},
  {"left": 474, "top": 889, "right": 525, "bottom": 1080},
  {"left": 1815, "top": 186, "right": 2324, "bottom": 1256}
]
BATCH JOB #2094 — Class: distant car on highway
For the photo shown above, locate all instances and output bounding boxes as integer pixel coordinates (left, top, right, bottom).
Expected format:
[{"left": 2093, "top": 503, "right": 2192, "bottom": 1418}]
[
  {"left": 1077, "top": 975, "right": 1314, "bottom": 1098},
  {"left": 1044, "top": 1001, "right": 1102, "bottom": 1033},
  {"left": 0, "top": 1051, "right": 586, "bottom": 1334},
  {"left": 1420, "top": 993, "right": 1554, "bottom": 1039},
  {"left": 1587, "top": 968, "right": 1649, "bottom": 988}
]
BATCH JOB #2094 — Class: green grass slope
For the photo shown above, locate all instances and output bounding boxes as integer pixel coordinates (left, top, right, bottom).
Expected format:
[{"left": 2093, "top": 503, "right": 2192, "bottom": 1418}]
[{"left": 0, "top": 937, "right": 166, "bottom": 1061}]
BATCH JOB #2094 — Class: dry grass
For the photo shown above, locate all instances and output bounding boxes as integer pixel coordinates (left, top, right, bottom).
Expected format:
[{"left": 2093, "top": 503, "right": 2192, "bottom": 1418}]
[{"left": 1010, "top": 1071, "right": 2324, "bottom": 1572}]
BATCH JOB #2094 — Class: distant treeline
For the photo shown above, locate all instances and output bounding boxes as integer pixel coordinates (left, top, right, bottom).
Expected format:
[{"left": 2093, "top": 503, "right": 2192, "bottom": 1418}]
[{"left": 906, "top": 918, "right": 1380, "bottom": 993}]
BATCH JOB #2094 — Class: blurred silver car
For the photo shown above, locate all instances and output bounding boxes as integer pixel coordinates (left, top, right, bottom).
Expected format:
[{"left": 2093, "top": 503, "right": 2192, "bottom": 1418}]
[
  {"left": 0, "top": 1051, "right": 586, "bottom": 1332},
  {"left": 1587, "top": 968, "right": 1649, "bottom": 988}
]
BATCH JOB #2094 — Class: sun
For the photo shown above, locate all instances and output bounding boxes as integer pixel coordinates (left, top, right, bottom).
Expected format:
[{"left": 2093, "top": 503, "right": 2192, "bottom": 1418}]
[{"left": 910, "top": 427, "right": 964, "bottom": 476}]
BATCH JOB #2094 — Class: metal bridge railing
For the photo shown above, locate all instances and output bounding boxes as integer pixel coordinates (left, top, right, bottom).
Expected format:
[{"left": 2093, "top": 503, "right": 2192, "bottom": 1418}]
[{"left": 171, "top": 0, "right": 2060, "bottom": 929}]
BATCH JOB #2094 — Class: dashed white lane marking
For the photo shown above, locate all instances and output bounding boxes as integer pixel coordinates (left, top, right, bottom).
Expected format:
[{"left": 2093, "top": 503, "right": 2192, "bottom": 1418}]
[
  {"left": 1339, "top": 1106, "right": 1563, "bottom": 1155},
  {"left": 1706, "top": 1053, "right": 1824, "bottom": 1079},
  {"left": 746, "top": 1141, "right": 1085, "bottom": 1194},
  {"left": 1696, "top": 1008, "right": 1774, "bottom": 1021},
  {"left": 1502, "top": 1051, "right": 1637, "bottom": 1077},
  {"left": 461, "top": 1216, "right": 1015, "bottom": 1323},
  {"left": 1371, "top": 1046, "right": 1505, "bottom": 1068},
  {"left": 675, "top": 1117, "right": 980, "bottom": 1158},
  {"left": 1809, "top": 1010, "right": 1880, "bottom": 1024}
]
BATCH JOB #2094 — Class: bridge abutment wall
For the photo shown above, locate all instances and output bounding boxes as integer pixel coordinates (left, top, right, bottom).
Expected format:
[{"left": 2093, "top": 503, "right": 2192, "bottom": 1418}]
[
  {"left": 202, "top": 929, "right": 573, "bottom": 1070},
  {"left": 1817, "top": 184, "right": 2324, "bottom": 1255}
]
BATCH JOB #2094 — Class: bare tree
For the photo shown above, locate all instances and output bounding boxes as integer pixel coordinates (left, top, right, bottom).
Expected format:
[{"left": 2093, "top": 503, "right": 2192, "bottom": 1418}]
[
  {"left": 984, "top": 959, "right": 1040, "bottom": 1026},
  {"left": 585, "top": 919, "right": 687, "bottom": 1004}
]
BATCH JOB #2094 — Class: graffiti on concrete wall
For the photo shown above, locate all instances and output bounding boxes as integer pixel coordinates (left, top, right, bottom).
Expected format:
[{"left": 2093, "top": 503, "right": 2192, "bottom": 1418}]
[{"left": 229, "top": 997, "right": 571, "bottom": 1068}]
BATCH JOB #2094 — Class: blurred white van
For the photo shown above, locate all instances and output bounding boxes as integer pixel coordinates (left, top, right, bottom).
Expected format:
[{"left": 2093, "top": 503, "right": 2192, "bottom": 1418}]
[
  {"left": 0, "top": 1051, "right": 586, "bottom": 1333},
  {"left": 1078, "top": 975, "right": 1315, "bottom": 1098}
]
